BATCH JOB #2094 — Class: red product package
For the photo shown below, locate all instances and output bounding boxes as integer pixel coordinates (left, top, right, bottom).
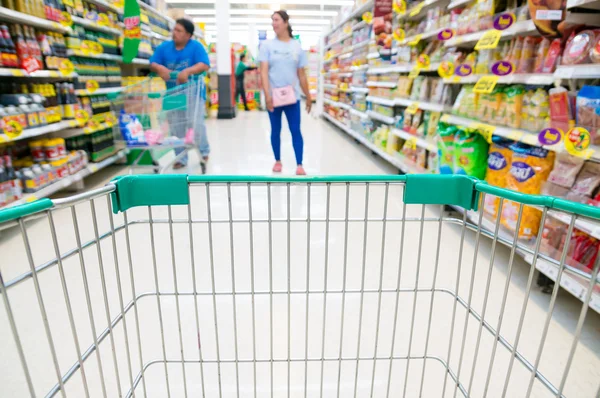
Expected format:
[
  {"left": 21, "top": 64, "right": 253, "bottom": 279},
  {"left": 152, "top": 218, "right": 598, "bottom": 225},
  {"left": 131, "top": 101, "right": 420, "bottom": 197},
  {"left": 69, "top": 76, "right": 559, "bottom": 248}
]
[
  {"left": 549, "top": 86, "right": 572, "bottom": 132},
  {"left": 562, "top": 29, "right": 596, "bottom": 65},
  {"left": 568, "top": 230, "right": 600, "bottom": 271},
  {"left": 541, "top": 38, "right": 562, "bottom": 73}
]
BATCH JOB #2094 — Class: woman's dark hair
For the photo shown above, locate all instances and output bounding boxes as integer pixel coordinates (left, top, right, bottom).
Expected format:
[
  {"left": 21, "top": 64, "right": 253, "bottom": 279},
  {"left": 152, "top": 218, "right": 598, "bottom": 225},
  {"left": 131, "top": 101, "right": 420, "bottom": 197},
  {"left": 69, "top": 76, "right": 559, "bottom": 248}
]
[
  {"left": 240, "top": 53, "right": 246, "bottom": 60},
  {"left": 176, "top": 18, "right": 195, "bottom": 36},
  {"left": 273, "top": 10, "right": 293, "bottom": 38}
]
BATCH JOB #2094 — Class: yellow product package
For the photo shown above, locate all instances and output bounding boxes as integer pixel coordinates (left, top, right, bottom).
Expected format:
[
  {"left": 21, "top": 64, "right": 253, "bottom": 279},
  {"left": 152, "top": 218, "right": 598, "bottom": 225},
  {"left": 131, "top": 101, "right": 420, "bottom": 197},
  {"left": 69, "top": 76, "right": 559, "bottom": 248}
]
[
  {"left": 501, "top": 143, "right": 555, "bottom": 239},
  {"left": 504, "top": 85, "right": 524, "bottom": 128},
  {"left": 483, "top": 138, "right": 513, "bottom": 217}
]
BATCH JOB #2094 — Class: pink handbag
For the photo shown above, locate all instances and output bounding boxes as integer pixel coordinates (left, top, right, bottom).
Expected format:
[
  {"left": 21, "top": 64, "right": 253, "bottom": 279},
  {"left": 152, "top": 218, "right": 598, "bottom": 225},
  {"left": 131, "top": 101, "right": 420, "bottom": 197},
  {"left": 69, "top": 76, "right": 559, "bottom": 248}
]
[{"left": 272, "top": 85, "right": 297, "bottom": 107}]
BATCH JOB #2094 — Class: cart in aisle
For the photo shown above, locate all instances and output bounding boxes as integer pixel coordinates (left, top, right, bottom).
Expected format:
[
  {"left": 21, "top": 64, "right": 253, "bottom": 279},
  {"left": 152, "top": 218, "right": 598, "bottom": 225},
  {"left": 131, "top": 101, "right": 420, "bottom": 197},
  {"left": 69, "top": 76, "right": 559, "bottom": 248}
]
[
  {"left": 0, "top": 174, "right": 598, "bottom": 397},
  {"left": 110, "top": 73, "right": 208, "bottom": 174}
]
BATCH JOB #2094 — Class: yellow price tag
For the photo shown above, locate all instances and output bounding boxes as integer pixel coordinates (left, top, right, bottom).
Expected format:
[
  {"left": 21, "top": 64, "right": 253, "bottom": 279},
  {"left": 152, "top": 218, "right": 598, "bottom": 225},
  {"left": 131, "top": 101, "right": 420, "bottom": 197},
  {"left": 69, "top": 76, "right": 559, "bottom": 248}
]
[
  {"left": 473, "top": 75, "right": 499, "bottom": 94},
  {"left": 393, "top": 28, "right": 405, "bottom": 42},
  {"left": 474, "top": 30, "right": 502, "bottom": 50},
  {"left": 394, "top": 0, "right": 407, "bottom": 15},
  {"left": 59, "top": 59, "right": 74, "bottom": 76},
  {"left": 409, "top": 1, "right": 425, "bottom": 17},
  {"left": 75, "top": 109, "right": 89, "bottom": 125},
  {"left": 86, "top": 80, "right": 99, "bottom": 93},
  {"left": 362, "top": 11, "right": 373, "bottom": 24},
  {"left": 438, "top": 61, "right": 455, "bottom": 78},
  {"left": 87, "top": 119, "right": 100, "bottom": 132},
  {"left": 564, "top": 127, "right": 594, "bottom": 159},
  {"left": 405, "top": 136, "right": 418, "bottom": 150},
  {"left": 105, "top": 113, "right": 117, "bottom": 125},
  {"left": 407, "top": 34, "right": 422, "bottom": 46},
  {"left": 506, "top": 130, "right": 524, "bottom": 141},
  {"left": 63, "top": 0, "right": 74, "bottom": 6},
  {"left": 408, "top": 67, "right": 420, "bottom": 79},
  {"left": 470, "top": 122, "right": 496, "bottom": 143},
  {"left": 416, "top": 54, "right": 430, "bottom": 69},
  {"left": 4, "top": 120, "right": 23, "bottom": 139},
  {"left": 11, "top": 70, "right": 25, "bottom": 76},
  {"left": 406, "top": 102, "right": 420, "bottom": 115},
  {"left": 81, "top": 40, "right": 91, "bottom": 55},
  {"left": 60, "top": 11, "right": 73, "bottom": 27},
  {"left": 98, "top": 13, "right": 110, "bottom": 26},
  {"left": 26, "top": 195, "right": 38, "bottom": 203}
]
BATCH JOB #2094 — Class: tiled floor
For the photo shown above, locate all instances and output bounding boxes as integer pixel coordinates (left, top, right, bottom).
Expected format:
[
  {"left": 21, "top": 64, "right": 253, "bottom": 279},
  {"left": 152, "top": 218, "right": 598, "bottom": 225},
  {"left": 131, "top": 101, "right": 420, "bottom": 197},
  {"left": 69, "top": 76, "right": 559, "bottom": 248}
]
[{"left": 0, "top": 110, "right": 598, "bottom": 397}]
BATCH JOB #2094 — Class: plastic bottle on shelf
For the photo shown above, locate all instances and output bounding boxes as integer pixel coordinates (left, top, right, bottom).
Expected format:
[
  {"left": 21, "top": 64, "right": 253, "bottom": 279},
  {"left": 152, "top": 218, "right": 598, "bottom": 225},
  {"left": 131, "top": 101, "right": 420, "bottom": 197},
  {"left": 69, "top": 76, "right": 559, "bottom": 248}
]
[
  {"left": 12, "top": 25, "right": 31, "bottom": 71},
  {"left": 24, "top": 27, "right": 43, "bottom": 70},
  {"left": 1, "top": 26, "right": 19, "bottom": 69}
]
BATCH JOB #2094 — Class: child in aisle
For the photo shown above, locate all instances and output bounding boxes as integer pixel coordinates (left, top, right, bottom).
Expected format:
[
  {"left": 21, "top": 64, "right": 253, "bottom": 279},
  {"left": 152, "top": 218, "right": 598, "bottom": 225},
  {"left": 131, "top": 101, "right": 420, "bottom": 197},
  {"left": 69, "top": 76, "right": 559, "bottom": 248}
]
[
  {"left": 259, "top": 10, "right": 312, "bottom": 176},
  {"left": 150, "top": 18, "right": 210, "bottom": 169},
  {"left": 235, "top": 53, "right": 257, "bottom": 111}
]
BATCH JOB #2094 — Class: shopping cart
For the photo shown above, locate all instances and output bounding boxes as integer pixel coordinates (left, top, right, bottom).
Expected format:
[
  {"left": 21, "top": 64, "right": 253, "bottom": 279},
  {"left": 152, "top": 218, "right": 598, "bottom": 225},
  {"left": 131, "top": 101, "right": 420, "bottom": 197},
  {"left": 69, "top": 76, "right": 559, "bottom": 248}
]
[
  {"left": 0, "top": 174, "right": 599, "bottom": 398},
  {"left": 110, "top": 73, "right": 208, "bottom": 174}
]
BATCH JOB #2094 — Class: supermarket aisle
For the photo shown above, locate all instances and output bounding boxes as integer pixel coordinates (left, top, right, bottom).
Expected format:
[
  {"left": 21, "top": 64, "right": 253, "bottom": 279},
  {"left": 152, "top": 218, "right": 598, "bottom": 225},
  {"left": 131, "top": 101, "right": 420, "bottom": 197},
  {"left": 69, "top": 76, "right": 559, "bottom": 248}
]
[{"left": 0, "top": 110, "right": 599, "bottom": 398}]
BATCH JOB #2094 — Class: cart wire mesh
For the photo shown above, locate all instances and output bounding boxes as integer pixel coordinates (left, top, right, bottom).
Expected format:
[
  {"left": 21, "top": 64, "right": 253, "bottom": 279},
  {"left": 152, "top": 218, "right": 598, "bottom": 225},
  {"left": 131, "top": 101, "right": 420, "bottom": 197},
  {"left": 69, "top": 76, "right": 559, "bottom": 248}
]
[{"left": 0, "top": 175, "right": 599, "bottom": 397}]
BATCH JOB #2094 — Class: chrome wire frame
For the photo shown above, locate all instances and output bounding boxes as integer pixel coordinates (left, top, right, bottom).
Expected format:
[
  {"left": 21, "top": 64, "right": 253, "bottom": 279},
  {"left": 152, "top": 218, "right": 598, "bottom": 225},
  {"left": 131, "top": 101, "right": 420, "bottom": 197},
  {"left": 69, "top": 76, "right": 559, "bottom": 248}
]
[{"left": 0, "top": 181, "right": 598, "bottom": 398}]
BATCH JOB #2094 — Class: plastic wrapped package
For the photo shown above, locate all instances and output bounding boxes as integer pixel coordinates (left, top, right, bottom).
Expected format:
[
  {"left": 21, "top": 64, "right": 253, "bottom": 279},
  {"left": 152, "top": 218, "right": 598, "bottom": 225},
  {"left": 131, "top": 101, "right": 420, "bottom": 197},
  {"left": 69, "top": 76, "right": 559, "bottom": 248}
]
[
  {"left": 517, "top": 36, "right": 540, "bottom": 73},
  {"left": 592, "top": 33, "right": 600, "bottom": 63},
  {"left": 569, "top": 162, "right": 600, "bottom": 198},
  {"left": 504, "top": 85, "right": 524, "bottom": 128},
  {"left": 533, "top": 38, "right": 550, "bottom": 73},
  {"left": 541, "top": 39, "right": 562, "bottom": 73},
  {"left": 547, "top": 152, "right": 585, "bottom": 188},
  {"left": 453, "top": 128, "right": 489, "bottom": 179},
  {"left": 541, "top": 181, "right": 570, "bottom": 199},
  {"left": 501, "top": 144, "right": 555, "bottom": 239},
  {"left": 484, "top": 138, "right": 514, "bottom": 217},
  {"left": 562, "top": 30, "right": 596, "bottom": 65},
  {"left": 410, "top": 77, "right": 425, "bottom": 101},
  {"left": 576, "top": 85, "right": 600, "bottom": 145},
  {"left": 437, "top": 123, "right": 457, "bottom": 174},
  {"left": 549, "top": 86, "right": 573, "bottom": 133}
]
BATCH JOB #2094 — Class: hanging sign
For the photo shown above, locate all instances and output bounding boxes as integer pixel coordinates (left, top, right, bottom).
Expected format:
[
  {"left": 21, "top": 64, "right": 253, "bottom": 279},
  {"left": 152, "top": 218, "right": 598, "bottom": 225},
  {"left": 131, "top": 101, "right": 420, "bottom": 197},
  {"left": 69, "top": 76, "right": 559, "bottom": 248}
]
[
  {"left": 455, "top": 63, "right": 473, "bottom": 77},
  {"left": 393, "top": 28, "right": 405, "bottom": 42},
  {"left": 406, "top": 102, "right": 420, "bottom": 115},
  {"left": 470, "top": 122, "right": 496, "bottom": 143},
  {"left": 86, "top": 80, "right": 99, "bottom": 93},
  {"left": 75, "top": 109, "right": 90, "bottom": 125},
  {"left": 393, "top": 0, "right": 406, "bottom": 15},
  {"left": 362, "top": 11, "right": 373, "bottom": 24},
  {"left": 438, "top": 29, "right": 454, "bottom": 41},
  {"left": 409, "top": 1, "right": 425, "bottom": 17},
  {"left": 408, "top": 67, "right": 420, "bottom": 79},
  {"left": 416, "top": 54, "right": 430, "bottom": 69},
  {"left": 60, "top": 11, "right": 73, "bottom": 27},
  {"left": 438, "top": 61, "right": 455, "bottom": 78},
  {"left": 122, "top": 0, "right": 141, "bottom": 63},
  {"left": 59, "top": 59, "right": 74, "bottom": 76},
  {"left": 98, "top": 13, "right": 110, "bottom": 27},
  {"left": 538, "top": 127, "right": 563, "bottom": 145},
  {"left": 491, "top": 60, "right": 513, "bottom": 76},
  {"left": 473, "top": 75, "right": 499, "bottom": 94},
  {"left": 4, "top": 121, "right": 23, "bottom": 140},
  {"left": 374, "top": 0, "right": 393, "bottom": 60},
  {"left": 564, "top": 127, "right": 593, "bottom": 158},
  {"left": 493, "top": 13, "right": 515, "bottom": 30},
  {"left": 407, "top": 34, "right": 422, "bottom": 46},
  {"left": 474, "top": 30, "right": 502, "bottom": 50}
]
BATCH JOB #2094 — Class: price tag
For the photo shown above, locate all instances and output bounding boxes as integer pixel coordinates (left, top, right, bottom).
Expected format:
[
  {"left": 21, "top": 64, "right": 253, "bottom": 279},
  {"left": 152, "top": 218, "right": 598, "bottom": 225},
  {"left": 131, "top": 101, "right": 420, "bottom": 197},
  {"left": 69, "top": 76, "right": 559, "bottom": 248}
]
[
  {"left": 59, "top": 59, "right": 74, "bottom": 76},
  {"left": 89, "top": 164, "right": 99, "bottom": 173},
  {"left": 474, "top": 30, "right": 502, "bottom": 50},
  {"left": 408, "top": 67, "right": 420, "bottom": 79},
  {"left": 362, "top": 11, "right": 373, "bottom": 24},
  {"left": 60, "top": 11, "right": 73, "bottom": 27},
  {"left": 406, "top": 102, "right": 420, "bottom": 115},
  {"left": 98, "top": 13, "right": 110, "bottom": 27},
  {"left": 473, "top": 75, "right": 499, "bottom": 94},
  {"left": 470, "top": 122, "right": 496, "bottom": 143},
  {"left": 63, "top": 0, "right": 74, "bottom": 6},
  {"left": 405, "top": 136, "right": 418, "bottom": 150},
  {"left": 393, "top": 28, "right": 405, "bottom": 42},
  {"left": 87, "top": 119, "right": 100, "bottom": 131},
  {"left": 506, "top": 130, "right": 524, "bottom": 141},
  {"left": 493, "top": 12, "right": 515, "bottom": 30},
  {"left": 105, "top": 113, "right": 117, "bottom": 125},
  {"left": 25, "top": 195, "right": 38, "bottom": 203},
  {"left": 438, "top": 61, "right": 455, "bottom": 78},
  {"left": 538, "top": 127, "right": 563, "bottom": 146},
  {"left": 407, "top": 34, "right": 422, "bottom": 46},
  {"left": 491, "top": 60, "right": 513, "bottom": 76},
  {"left": 437, "top": 29, "right": 454, "bottom": 41},
  {"left": 416, "top": 54, "right": 430, "bottom": 69},
  {"left": 91, "top": 42, "right": 103, "bottom": 54},
  {"left": 86, "top": 80, "right": 99, "bottom": 93},
  {"left": 409, "top": 1, "right": 425, "bottom": 17},
  {"left": 81, "top": 40, "right": 91, "bottom": 55},
  {"left": 393, "top": 0, "right": 407, "bottom": 15},
  {"left": 75, "top": 109, "right": 90, "bottom": 125},
  {"left": 4, "top": 120, "right": 23, "bottom": 139},
  {"left": 564, "top": 127, "right": 594, "bottom": 159}
]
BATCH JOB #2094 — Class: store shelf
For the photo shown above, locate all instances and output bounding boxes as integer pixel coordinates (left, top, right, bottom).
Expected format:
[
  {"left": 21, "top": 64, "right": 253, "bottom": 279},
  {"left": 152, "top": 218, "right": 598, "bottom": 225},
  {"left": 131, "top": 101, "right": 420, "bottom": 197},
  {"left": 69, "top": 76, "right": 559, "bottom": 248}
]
[
  {"left": 67, "top": 50, "right": 121, "bottom": 61},
  {"left": 323, "top": 112, "right": 414, "bottom": 173},
  {"left": 444, "top": 20, "right": 538, "bottom": 47},
  {"left": 323, "top": 83, "right": 338, "bottom": 89},
  {"left": 352, "top": 20, "right": 367, "bottom": 31},
  {"left": 87, "top": 0, "right": 122, "bottom": 13},
  {"left": 339, "top": 52, "right": 353, "bottom": 60},
  {"left": 567, "top": 0, "right": 600, "bottom": 8},
  {"left": 0, "top": 120, "right": 80, "bottom": 143},
  {"left": 448, "top": 0, "right": 473, "bottom": 9},
  {"left": 401, "top": 28, "right": 443, "bottom": 44},
  {"left": 555, "top": 64, "right": 600, "bottom": 79},
  {"left": 326, "top": 0, "right": 373, "bottom": 38},
  {"left": 366, "top": 95, "right": 395, "bottom": 107},
  {"left": 368, "top": 65, "right": 411, "bottom": 74},
  {"left": 444, "top": 73, "right": 555, "bottom": 85},
  {"left": 137, "top": 0, "right": 174, "bottom": 25},
  {"left": 441, "top": 113, "right": 539, "bottom": 141},
  {"left": 72, "top": 16, "right": 121, "bottom": 35},
  {"left": 75, "top": 86, "right": 122, "bottom": 96},
  {"left": 400, "top": 0, "right": 451, "bottom": 20},
  {"left": 367, "top": 110, "right": 395, "bottom": 125},
  {"left": 323, "top": 98, "right": 351, "bottom": 110},
  {"left": 366, "top": 81, "right": 397, "bottom": 88},
  {"left": 0, "top": 6, "right": 71, "bottom": 33},
  {"left": 391, "top": 128, "right": 437, "bottom": 151},
  {"left": 325, "top": 32, "right": 353, "bottom": 50},
  {"left": 350, "top": 109, "right": 368, "bottom": 118},
  {"left": 4, "top": 149, "right": 127, "bottom": 209},
  {"left": 350, "top": 86, "right": 369, "bottom": 93},
  {"left": 547, "top": 211, "right": 600, "bottom": 241},
  {"left": 394, "top": 97, "right": 451, "bottom": 112},
  {"left": 0, "top": 68, "right": 77, "bottom": 79}
]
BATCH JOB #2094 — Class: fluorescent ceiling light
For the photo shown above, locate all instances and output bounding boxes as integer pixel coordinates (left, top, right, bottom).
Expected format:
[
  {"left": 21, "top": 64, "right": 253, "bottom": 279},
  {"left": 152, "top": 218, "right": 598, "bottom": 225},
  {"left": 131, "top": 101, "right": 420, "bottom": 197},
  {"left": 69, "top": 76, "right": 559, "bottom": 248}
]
[
  {"left": 193, "top": 17, "right": 331, "bottom": 25},
  {"left": 171, "top": 0, "right": 352, "bottom": 5},
  {"left": 185, "top": 9, "right": 337, "bottom": 16}
]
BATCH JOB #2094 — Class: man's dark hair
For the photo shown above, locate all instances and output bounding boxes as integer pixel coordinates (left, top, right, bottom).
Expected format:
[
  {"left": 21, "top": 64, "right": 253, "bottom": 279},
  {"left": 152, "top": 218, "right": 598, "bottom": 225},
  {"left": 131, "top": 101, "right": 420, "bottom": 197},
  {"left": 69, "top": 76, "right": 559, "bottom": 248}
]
[
  {"left": 240, "top": 53, "right": 246, "bottom": 61},
  {"left": 176, "top": 18, "right": 195, "bottom": 36}
]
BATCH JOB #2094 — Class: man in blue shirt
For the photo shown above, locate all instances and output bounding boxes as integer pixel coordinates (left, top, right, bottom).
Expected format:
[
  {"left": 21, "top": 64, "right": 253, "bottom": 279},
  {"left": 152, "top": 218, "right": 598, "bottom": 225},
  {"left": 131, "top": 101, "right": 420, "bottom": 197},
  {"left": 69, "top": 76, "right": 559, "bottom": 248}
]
[{"left": 150, "top": 18, "right": 210, "bottom": 169}]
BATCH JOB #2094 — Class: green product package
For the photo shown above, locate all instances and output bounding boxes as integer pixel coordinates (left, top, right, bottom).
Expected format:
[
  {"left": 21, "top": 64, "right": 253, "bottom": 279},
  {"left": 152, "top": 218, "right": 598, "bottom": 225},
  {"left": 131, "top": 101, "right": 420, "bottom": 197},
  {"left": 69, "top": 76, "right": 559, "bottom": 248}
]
[
  {"left": 437, "top": 122, "right": 457, "bottom": 174},
  {"left": 453, "top": 128, "right": 490, "bottom": 179}
]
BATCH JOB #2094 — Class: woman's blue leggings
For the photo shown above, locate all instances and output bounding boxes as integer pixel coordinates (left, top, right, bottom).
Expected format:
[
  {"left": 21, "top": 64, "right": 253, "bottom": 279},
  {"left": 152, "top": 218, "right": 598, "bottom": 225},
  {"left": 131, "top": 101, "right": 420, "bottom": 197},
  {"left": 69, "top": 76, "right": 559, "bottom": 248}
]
[{"left": 268, "top": 101, "right": 303, "bottom": 165}]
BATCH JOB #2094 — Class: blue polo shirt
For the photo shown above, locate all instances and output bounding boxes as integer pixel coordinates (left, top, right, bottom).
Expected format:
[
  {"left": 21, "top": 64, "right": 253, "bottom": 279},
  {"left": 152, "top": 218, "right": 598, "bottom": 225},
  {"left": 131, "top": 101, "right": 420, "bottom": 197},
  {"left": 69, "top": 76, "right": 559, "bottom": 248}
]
[{"left": 150, "top": 39, "right": 210, "bottom": 72}]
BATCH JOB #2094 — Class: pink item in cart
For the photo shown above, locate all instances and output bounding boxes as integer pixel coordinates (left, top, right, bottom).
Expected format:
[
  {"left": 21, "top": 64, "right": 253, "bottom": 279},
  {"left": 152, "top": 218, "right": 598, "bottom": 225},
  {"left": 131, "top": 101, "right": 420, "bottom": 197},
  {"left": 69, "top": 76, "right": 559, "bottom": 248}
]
[
  {"left": 185, "top": 128, "right": 195, "bottom": 144},
  {"left": 144, "top": 129, "right": 163, "bottom": 145}
]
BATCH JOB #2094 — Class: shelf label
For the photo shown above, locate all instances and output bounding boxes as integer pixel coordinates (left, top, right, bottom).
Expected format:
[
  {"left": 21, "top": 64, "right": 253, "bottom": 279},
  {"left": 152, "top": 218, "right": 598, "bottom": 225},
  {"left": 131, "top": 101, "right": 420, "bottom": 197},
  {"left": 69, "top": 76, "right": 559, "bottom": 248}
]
[
  {"left": 60, "top": 11, "right": 73, "bottom": 27},
  {"left": 416, "top": 54, "right": 430, "bottom": 69},
  {"left": 455, "top": 63, "right": 473, "bottom": 77},
  {"left": 438, "top": 28, "right": 454, "bottom": 41},
  {"left": 11, "top": 69, "right": 25, "bottom": 77},
  {"left": 405, "top": 102, "right": 420, "bottom": 115},
  {"left": 409, "top": 1, "right": 425, "bottom": 17},
  {"left": 87, "top": 119, "right": 100, "bottom": 132},
  {"left": 538, "top": 127, "right": 563, "bottom": 145},
  {"left": 405, "top": 136, "right": 418, "bottom": 150},
  {"left": 75, "top": 109, "right": 90, "bottom": 125},
  {"left": 473, "top": 75, "right": 499, "bottom": 94},
  {"left": 393, "top": 0, "right": 407, "bottom": 15},
  {"left": 564, "top": 127, "right": 593, "bottom": 159},
  {"left": 362, "top": 11, "right": 373, "bottom": 24},
  {"left": 4, "top": 120, "right": 23, "bottom": 139},
  {"left": 493, "top": 12, "right": 515, "bottom": 30},
  {"left": 491, "top": 61, "right": 513, "bottom": 76},
  {"left": 470, "top": 122, "right": 495, "bottom": 143},
  {"left": 393, "top": 28, "right": 405, "bottom": 42},
  {"left": 506, "top": 130, "right": 524, "bottom": 141},
  {"left": 59, "top": 59, "right": 74, "bottom": 76},
  {"left": 408, "top": 67, "right": 420, "bottom": 79},
  {"left": 474, "top": 30, "right": 502, "bottom": 50},
  {"left": 86, "top": 80, "right": 99, "bottom": 93},
  {"left": 98, "top": 13, "right": 110, "bottom": 27},
  {"left": 26, "top": 195, "right": 38, "bottom": 203},
  {"left": 105, "top": 113, "right": 117, "bottom": 125},
  {"left": 407, "top": 34, "right": 422, "bottom": 46},
  {"left": 438, "top": 61, "right": 455, "bottom": 78}
]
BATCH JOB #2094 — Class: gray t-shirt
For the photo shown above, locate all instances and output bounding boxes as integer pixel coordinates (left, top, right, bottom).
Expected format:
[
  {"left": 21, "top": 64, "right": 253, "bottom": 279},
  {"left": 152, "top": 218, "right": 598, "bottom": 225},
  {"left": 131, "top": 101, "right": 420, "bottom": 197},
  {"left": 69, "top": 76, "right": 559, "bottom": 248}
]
[{"left": 258, "top": 38, "right": 307, "bottom": 99}]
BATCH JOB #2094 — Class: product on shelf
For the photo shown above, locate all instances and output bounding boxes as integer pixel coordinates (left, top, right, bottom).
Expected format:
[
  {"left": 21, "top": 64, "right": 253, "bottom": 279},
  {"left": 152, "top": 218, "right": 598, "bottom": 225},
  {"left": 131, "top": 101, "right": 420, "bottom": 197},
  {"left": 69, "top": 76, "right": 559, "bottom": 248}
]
[
  {"left": 484, "top": 137, "right": 514, "bottom": 217},
  {"left": 454, "top": 129, "right": 489, "bottom": 179}
]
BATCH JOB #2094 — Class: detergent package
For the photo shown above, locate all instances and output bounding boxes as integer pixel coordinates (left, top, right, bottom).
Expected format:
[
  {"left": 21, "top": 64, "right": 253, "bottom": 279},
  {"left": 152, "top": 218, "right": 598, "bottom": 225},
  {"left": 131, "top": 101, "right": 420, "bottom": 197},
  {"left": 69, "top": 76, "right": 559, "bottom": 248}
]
[
  {"left": 453, "top": 129, "right": 489, "bottom": 179},
  {"left": 501, "top": 143, "right": 555, "bottom": 239},
  {"left": 484, "top": 137, "right": 514, "bottom": 217},
  {"left": 119, "top": 109, "right": 146, "bottom": 145},
  {"left": 437, "top": 123, "right": 457, "bottom": 174}
]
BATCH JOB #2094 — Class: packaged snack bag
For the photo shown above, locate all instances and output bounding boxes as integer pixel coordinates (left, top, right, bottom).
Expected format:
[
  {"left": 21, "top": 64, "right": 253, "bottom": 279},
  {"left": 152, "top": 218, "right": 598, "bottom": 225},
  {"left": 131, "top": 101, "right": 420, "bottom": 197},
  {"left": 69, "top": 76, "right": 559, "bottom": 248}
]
[
  {"left": 453, "top": 128, "right": 489, "bottom": 179},
  {"left": 547, "top": 152, "right": 585, "bottom": 188},
  {"left": 437, "top": 123, "right": 457, "bottom": 174},
  {"left": 501, "top": 144, "right": 555, "bottom": 239},
  {"left": 576, "top": 85, "right": 600, "bottom": 144},
  {"left": 505, "top": 85, "right": 524, "bottom": 128},
  {"left": 484, "top": 137, "right": 513, "bottom": 217}
]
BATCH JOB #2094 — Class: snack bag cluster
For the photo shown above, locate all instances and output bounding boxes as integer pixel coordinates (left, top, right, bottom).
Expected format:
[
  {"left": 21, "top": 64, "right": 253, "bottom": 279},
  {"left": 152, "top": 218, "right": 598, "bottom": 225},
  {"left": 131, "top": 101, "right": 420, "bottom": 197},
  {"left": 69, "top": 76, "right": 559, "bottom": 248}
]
[{"left": 484, "top": 138, "right": 513, "bottom": 217}]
